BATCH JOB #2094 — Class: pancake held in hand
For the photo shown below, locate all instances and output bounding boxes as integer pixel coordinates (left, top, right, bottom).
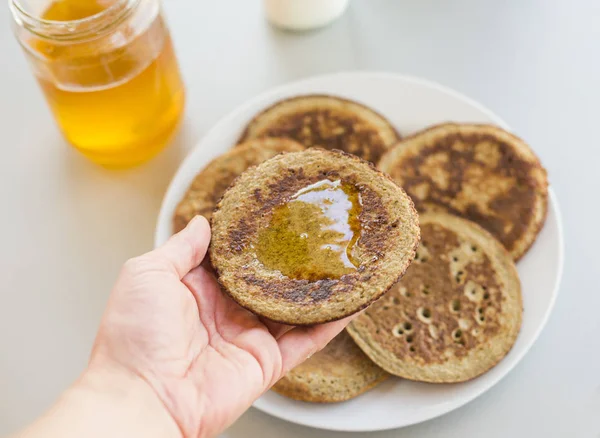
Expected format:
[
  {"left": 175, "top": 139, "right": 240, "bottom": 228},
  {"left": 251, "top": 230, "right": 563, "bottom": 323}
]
[
  {"left": 173, "top": 138, "right": 304, "bottom": 232},
  {"left": 272, "top": 331, "right": 389, "bottom": 402},
  {"left": 209, "top": 149, "right": 420, "bottom": 325},
  {"left": 378, "top": 123, "right": 548, "bottom": 260},
  {"left": 347, "top": 212, "right": 522, "bottom": 383},
  {"left": 239, "top": 95, "right": 399, "bottom": 162}
]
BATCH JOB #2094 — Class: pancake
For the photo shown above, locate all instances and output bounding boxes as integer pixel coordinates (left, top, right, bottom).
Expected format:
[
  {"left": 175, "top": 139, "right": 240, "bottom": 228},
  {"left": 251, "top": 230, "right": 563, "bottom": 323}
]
[
  {"left": 347, "top": 212, "right": 522, "bottom": 383},
  {"left": 378, "top": 123, "right": 548, "bottom": 260},
  {"left": 209, "top": 148, "right": 420, "bottom": 325},
  {"left": 272, "top": 331, "right": 389, "bottom": 403},
  {"left": 239, "top": 95, "right": 399, "bottom": 162},
  {"left": 173, "top": 138, "right": 304, "bottom": 232}
]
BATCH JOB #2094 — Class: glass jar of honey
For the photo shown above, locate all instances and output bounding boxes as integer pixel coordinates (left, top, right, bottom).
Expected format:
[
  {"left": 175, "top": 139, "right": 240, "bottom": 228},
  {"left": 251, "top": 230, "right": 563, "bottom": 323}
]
[{"left": 10, "top": 0, "right": 185, "bottom": 168}]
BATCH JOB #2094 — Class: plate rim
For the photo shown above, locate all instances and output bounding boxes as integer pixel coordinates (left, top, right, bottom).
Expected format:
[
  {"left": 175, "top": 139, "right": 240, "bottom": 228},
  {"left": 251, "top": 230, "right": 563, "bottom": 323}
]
[{"left": 154, "top": 71, "right": 564, "bottom": 432}]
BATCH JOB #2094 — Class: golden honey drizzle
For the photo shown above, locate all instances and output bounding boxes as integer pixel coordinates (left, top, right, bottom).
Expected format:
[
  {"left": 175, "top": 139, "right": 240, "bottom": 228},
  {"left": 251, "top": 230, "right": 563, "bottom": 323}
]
[{"left": 255, "top": 179, "right": 362, "bottom": 281}]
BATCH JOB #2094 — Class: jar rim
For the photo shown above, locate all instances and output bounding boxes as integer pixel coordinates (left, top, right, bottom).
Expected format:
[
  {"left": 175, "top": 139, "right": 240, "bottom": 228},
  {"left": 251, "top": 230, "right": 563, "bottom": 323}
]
[{"left": 9, "top": 0, "right": 140, "bottom": 41}]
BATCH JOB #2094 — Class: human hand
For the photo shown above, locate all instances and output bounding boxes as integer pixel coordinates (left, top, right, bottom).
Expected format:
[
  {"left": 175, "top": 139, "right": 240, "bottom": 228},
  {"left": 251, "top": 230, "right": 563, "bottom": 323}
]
[{"left": 88, "top": 215, "right": 351, "bottom": 438}]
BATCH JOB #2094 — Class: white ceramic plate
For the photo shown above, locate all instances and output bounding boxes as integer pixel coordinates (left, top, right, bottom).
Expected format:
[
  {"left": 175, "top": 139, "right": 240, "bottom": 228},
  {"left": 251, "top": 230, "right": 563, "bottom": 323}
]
[{"left": 155, "top": 72, "right": 564, "bottom": 432}]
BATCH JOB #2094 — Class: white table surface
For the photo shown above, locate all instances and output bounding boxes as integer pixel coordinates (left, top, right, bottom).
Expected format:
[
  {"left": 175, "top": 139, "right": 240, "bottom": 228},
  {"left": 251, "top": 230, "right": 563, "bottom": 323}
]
[{"left": 1, "top": 1, "right": 598, "bottom": 437}]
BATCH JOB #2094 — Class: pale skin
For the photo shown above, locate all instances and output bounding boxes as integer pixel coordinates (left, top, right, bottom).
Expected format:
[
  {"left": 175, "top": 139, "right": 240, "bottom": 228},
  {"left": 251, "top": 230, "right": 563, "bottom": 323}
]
[{"left": 14, "top": 216, "right": 351, "bottom": 438}]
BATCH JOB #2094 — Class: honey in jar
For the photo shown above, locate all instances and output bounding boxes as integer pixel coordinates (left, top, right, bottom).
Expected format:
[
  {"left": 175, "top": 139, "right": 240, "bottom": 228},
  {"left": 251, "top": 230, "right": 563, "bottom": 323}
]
[{"left": 10, "top": 0, "right": 185, "bottom": 168}]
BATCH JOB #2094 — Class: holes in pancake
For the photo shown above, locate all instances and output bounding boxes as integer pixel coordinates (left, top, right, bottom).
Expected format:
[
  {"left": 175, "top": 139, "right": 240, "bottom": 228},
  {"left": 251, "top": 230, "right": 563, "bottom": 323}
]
[
  {"left": 449, "top": 242, "right": 483, "bottom": 285},
  {"left": 452, "top": 329, "right": 462, "bottom": 341},
  {"left": 483, "top": 287, "right": 491, "bottom": 300},
  {"left": 392, "top": 297, "right": 401, "bottom": 305},
  {"left": 393, "top": 322, "right": 413, "bottom": 337},
  {"left": 422, "top": 284, "right": 431, "bottom": 295},
  {"left": 450, "top": 299, "right": 461, "bottom": 313},
  {"left": 406, "top": 335, "right": 414, "bottom": 343},
  {"left": 455, "top": 270, "right": 465, "bottom": 284},
  {"left": 464, "top": 281, "right": 484, "bottom": 302},
  {"left": 409, "top": 346, "right": 416, "bottom": 353},
  {"left": 415, "top": 244, "right": 430, "bottom": 263},
  {"left": 392, "top": 324, "right": 404, "bottom": 337},
  {"left": 417, "top": 307, "right": 432, "bottom": 323},
  {"left": 476, "top": 308, "right": 486, "bottom": 324}
]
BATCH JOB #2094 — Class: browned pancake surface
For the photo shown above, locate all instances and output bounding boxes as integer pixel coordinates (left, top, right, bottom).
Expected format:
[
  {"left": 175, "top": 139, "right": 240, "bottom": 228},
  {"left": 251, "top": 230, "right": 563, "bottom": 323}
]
[
  {"left": 378, "top": 123, "right": 548, "bottom": 260},
  {"left": 240, "top": 95, "right": 399, "bottom": 162},
  {"left": 209, "top": 149, "right": 420, "bottom": 325},
  {"left": 272, "top": 331, "right": 388, "bottom": 402}
]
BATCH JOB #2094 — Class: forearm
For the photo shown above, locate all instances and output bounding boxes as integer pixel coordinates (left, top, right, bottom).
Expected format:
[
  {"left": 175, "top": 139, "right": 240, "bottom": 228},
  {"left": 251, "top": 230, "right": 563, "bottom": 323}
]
[{"left": 13, "top": 368, "right": 182, "bottom": 438}]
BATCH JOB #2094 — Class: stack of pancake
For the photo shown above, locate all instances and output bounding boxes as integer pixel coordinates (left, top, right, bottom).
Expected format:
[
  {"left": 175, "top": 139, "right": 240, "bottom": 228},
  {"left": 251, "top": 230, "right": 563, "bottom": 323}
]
[{"left": 174, "top": 95, "right": 548, "bottom": 402}]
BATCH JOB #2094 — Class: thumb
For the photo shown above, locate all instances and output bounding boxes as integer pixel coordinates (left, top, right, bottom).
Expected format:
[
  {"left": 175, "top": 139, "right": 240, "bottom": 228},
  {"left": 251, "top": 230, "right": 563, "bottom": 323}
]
[{"left": 150, "top": 215, "right": 211, "bottom": 278}]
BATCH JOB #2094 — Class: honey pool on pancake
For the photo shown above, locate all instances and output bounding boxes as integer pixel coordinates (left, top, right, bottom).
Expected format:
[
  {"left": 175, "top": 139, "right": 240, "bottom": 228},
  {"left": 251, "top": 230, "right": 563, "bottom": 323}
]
[{"left": 255, "top": 179, "right": 362, "bottom": 281}]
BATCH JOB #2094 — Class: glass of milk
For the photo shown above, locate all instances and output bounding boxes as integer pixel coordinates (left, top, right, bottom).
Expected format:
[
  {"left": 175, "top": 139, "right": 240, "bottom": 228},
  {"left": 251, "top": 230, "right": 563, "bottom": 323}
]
[{"left": 264, "top": 0, "right": 350, "bottom": 31}]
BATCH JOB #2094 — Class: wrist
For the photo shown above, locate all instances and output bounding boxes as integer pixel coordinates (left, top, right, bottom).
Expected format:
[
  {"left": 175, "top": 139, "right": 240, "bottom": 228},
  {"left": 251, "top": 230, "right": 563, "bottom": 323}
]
[{"left": 63, "top": 366, "right": 182, "bottom": 438}]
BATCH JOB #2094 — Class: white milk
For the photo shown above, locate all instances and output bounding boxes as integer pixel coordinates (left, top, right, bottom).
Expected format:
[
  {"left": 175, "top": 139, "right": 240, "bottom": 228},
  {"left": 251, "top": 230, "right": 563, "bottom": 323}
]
[{"left": 264, "top": 0, "right": 350, "bottom": 31}]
